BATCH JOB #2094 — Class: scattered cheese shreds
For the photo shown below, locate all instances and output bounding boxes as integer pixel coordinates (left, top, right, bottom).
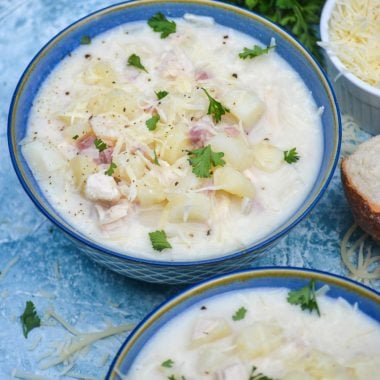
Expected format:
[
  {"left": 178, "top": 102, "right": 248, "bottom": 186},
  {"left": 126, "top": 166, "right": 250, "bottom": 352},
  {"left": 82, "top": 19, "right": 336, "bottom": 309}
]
[
  {"left": 326, "top": 0, "right": 380, "bottom": 87},
  {"left": 340, "top": 223, "right": 380, "bottom": 284},
  {"left": 0, "top": 256, "right": 19, "bottom": 282}
]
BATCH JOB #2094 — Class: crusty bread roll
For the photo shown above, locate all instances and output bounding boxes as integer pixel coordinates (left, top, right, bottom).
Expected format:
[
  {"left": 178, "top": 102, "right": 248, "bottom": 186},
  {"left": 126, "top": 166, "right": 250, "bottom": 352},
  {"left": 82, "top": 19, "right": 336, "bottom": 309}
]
[{"left": 341, "top": 135, "right": 380, "bottom": 242}]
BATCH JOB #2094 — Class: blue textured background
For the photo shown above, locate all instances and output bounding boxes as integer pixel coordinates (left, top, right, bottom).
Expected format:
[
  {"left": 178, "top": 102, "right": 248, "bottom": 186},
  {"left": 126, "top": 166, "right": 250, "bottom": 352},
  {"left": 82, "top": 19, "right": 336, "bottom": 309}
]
[{"left": 0, "top": 1, "right": 378, "bottom": 379}]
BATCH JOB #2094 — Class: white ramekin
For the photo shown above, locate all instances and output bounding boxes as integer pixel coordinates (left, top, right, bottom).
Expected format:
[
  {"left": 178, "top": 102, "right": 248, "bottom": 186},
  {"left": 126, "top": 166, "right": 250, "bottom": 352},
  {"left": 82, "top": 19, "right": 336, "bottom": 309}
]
[{"left": 320, "top": 0, "right": 380, "bottom": 135}]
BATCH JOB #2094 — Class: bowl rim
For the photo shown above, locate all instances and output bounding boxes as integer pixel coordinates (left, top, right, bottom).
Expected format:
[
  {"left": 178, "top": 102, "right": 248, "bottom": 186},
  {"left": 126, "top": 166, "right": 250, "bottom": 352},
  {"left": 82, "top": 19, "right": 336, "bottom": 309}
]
[
  {"left": 106, "top": 266, "right": 380, "bottom": 379},
  {"left": 8, "top": 0, "right": 341, "bottom": 267},
  {"left": 320, "top": 0, "right": 380, "bottom": 97}
]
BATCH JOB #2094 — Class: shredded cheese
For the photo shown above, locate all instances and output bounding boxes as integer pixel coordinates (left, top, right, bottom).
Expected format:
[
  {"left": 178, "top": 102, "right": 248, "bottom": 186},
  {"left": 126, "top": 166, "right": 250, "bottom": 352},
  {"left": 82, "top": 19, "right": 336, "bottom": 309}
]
[
  {"left": 0, "top": 256, "right": 19, "bottom": 282},
  {"left": 326, "top": 0, "right": 380, "bottom": 87},
  {"left": 340, "top": 223, "right": 380, "bottom": 284}
]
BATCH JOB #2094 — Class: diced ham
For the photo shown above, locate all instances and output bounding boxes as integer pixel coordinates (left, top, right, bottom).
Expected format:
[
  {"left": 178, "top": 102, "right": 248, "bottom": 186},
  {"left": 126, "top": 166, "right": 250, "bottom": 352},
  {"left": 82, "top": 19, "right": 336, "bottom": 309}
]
[
  {"left": 98, "top": 147, "right": 113, "bottom": 164},
  {"left": 76, "top": 134, "right": 95, "bottom": 150},
  {"left": 189, "top": 116, "right": 217, "bottom": 147},
  {"left": 195, "top": 70, "right": 210, "bottom": 81}
]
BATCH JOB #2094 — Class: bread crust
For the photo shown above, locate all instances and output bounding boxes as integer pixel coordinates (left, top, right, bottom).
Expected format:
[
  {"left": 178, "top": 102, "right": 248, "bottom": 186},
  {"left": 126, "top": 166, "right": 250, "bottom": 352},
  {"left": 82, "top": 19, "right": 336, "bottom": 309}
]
[{"left": 341, "top": 158, "right": 380, "bottom": 242}]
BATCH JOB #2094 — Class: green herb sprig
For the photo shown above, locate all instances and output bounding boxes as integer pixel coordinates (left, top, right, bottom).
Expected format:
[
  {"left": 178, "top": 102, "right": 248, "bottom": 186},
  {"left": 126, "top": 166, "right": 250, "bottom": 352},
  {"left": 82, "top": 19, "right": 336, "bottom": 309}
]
[
  {"left": 287, "top": 279, "right": 321, "bottom": 316},
  {"left": 232, "top": 306, "right": 247, "bottom": 321},
  {"left": 20, "top": 301, "right": 41, "bottom": 338},
  {"left": 105, "top": 161, "right": 117, "bottom": 176},
  {"left": 146, "top": 114, "right": 160, "bottom": 131},
  {"left": 94, "top": 138, "right": 107, "bottom": 152},
  {"left": 148, "top": 12, "right": 176, "bottom": 38},
  {"left": 127, "top": 54, "right": 148, "bottom": 73},
  {"left": 149, "top": 230, "right": 172, "bottom": 251},
  {"left": 284, "top": 147, "right": 300, "bottom": 164},
  {"left": 239, "top": 44, "right": 275, "bottom": 59},
  {"left": 188, "top": 145, "right": 225, "bottom": 178},
  {"left": 201, "top": 88, "right": 230, "bottom": 124}
]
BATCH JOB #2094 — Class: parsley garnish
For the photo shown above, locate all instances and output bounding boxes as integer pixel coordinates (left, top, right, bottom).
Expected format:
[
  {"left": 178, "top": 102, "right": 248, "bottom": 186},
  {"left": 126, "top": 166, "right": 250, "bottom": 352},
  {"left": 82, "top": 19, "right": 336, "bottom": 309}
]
[
  {"left": 287, "top": 279, "right": 320, "bottom": 316},
  {"left": 283, "top": 147, "right": 300, "bottom": 164},
  {"left": 146, "top": 114, "right": 160, "bottom": 131},
  {"left": 232, "top": 306, "right": 247, "bottom": 321},
  {"left": 249, "top": 366, "right": 273, "bottom": 380},
  {"left": 161, "top": 359, "right": 174, "bottom": 368},
  {"left": 80, "top": 35, "right": 91, "bottom": 45},
  {"left": 201, "top": 88, "right": 230, "bottom": 124},
  {"left": 168, "top": 376, "right": 186, "bottom": 380},
  {"left": 148, "top": 12, "right": 176, "bottom": 39},
  {"left": 149, "top": 230, "right": 172, "bottom": 252},
  {"left": 72, "top": 134, "right": 79, "bottom": 140},
  {"left": 188, "top": 144, "right": 225, "bottom": 178},
  {"left": 20, "top": 301, "right": 41, "bottom": 338},
  {"left": 94, "top": 138, "right": 107, "bottom": 152},
  {"left": 105, "top": 161, "right": 117, "bottom": 176},
  {"left": 156, "top": 90, "right": 169, "bottom": 100},
  {"left": 239, "top": 44, "right": 275, "bottom": 59},
  {"left": 127, "top": 54, "right": 148, "bottom": 73},
  {"left": 153, "top": 149, "right": 160, "bottom": 165}
]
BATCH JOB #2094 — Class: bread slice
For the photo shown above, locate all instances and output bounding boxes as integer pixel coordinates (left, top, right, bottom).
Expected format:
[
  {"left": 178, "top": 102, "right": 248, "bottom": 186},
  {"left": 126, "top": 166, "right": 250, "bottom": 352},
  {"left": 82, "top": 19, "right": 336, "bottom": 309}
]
[{"left": 341, "top": 135, "right": 380, "bottom": 242}]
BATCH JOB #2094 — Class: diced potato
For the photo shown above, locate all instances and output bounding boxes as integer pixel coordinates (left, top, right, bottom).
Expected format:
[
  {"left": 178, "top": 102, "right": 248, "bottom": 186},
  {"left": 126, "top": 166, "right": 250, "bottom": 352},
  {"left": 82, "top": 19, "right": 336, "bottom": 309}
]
[
  {"left": 190, "top": 318, "right": 231, "bottom": 348},
  {"left": 87, "top": 89, "right": 139, "bottom": 120},
  {"left": 214, "top": 166, "right": 255, "bottom": 198},
  {"left": 90, "top": 114, "right": 125, "bottom": 141},
  {"left": 222, "top": 88, "right": 265, "bottom": 131},
  {"left": 251, "top": 141, "right": 283, "bottom": 172},
  {"left": 236, "top": 322, "right": 283, "bottom": 358},
  {"left": 58, "top": 102, "right": 89, "bottom": 126},
  {"left": 84, "top": 172, "right": 120, "bottom": 202},
  {"left": 114, "top": 153, "right": 146, "bottom": 182},
  {"left": 209, "top": 134, "right": 253, "bottom": 171},
  {"left": 160, "top": 125, "right": 191, "bottom": 165},
  {"left": 198, "top": 347, "right": 230, "bottom": 374},
  {"left": 282, "top": 372, "right": 313, "bottom": 380},
  {"left": 63, "top": 122, "right": 91, "bottom": 140},
  {"left": 22, "top": 140, "right": 67, "bottom": 175},
  {"left": 82, "top": 61, "right": 117, "bottom": 86},
  {"left": 136, "top": 176, "right": 166, "bottom": 206},
  {"left": 165, "top": 193, "right": 210, "bottom": 223},
  {"left": 69, "top": 155, "right": 98, "bottom": 190}
]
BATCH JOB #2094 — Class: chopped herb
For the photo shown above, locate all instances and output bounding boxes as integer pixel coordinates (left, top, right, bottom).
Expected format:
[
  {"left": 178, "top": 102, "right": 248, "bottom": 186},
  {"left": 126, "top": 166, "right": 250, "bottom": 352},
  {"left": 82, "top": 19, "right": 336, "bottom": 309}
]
[
  {"left": 239, "top": 44, "right": 275, "bottom": 59},
  {"left": 249, "top": 366, "right": 273, "bottom": 380},
  {"left": 168, "top": 376, "right": 186, "bottom": 380},
  {"left": 283, "top": 147, "right": 300, "bottom": 164},
  {"left": 80, "top": 35, "right": 91, "bottom": 45},
  {"left": 188, "top": 144, "right": 225, "bottom": 178},
  {"left": 148, "top": 12, "right": 176, "bottom": 38},
  {"left": 232, "top": 306, "right": 247, "bottom": 321},
  {"left": 20, "top": 301, "right": 41, "bottom": 338},
  {"left": 201, "top": 88, "right": 230, "bottom": 124},
  {"left": 161, "top": 359, "right": 174, "bottom": 368},
  {"left": 105, "top": 161, "right": 117, "bottom": 176},
  {"left": 155, "top": 90, "right": 169, "bottom": 100},
  {"left": 72, "top": 134, "right": 79, "bottom": 140},
  {"left": 94, "top": 138, "right": 107, "bottom": 152},
  {"left": 127, "top": 54, "right": 148, "bottom": 73},
  {"left": 149, "top": 230, "right": 172, "bottom": 252},
  {"left": 153, "top": 149, "right": 160, "bottom": 165},
  {"left": 287, "top": 279, "right": 320, "bottom": 316},
  {"left": 146, "top": 114, "right": 160, "bottom": 131}
]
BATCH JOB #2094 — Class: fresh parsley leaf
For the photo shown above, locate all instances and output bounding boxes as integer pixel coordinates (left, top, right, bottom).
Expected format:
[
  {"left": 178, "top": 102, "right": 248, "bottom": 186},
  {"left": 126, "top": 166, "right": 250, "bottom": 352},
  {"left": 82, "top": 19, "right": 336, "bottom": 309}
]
[
  {"left": 239, "top": 44, "right": 275, "bottom": 59},
  {"left": 72, "top": 134, "right": 79, "bottom": 140},
  {"left": 232, "top": 306, "right": 247, "bottom": 321},
  {"left": 188, "top": 144, "right": 225, "bottom": 178},
  {"left": 146, "top": 114, "right": 160, "bottom": 131},
  {"left": 105, "top": 161, "right": 117, "bottom": 176},
  {"left": 20, "top": 301, "right": 41, "bottom": 338},
  {"left": 201, "top": 88, "right": 230, "bottom": 124},
  {"left": 167, "top": 376, "right": 186, "bottom": 380},
  {"left": 149, "top": 230, "right": 172, "bottom": 252},
  {"left": 249, "top": 365, "right": 273, "bottom": 380},
  {"left": 80, "top": 35, "right": 91, "bottom": 45},
  {"left": 287, "top": 279, "right": 321, "bottom": 316},
  {"left": 94, "top": 138, "right": 107, "bottom": 152},
  {"left": 127, "top": 54, "right": 148, "bottom": 73},
  {"left": 153, "top": 149, "right": 160, "bottom": 165},
  {"left": 283, "top": 147, "right": 300, "bottom": 164},
  {"left": 161, "top": 359, "right": 174, "bottom": 368},
  {"left": 148, "top": 12, "right": 176, "bottom": 39},
  {"left": 156, "top": 90, "right": 169, "bottom": 100}
]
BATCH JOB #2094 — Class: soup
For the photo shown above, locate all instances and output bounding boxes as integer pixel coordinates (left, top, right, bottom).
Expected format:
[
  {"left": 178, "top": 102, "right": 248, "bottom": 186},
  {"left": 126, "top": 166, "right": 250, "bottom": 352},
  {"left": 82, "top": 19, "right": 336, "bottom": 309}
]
[{"left": 22, "top": 13, "right": 323, "bottom": 260}]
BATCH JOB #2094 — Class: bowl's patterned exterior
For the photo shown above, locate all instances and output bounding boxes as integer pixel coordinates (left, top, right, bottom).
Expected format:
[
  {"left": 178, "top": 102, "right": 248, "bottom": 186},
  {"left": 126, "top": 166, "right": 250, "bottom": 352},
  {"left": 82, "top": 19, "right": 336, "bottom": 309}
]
[
  {"left": 8, "top": 0, "right": 341, "bottom": 284},
  {"left": 107, "top": 267, "right": 380, "bottom": 379}
]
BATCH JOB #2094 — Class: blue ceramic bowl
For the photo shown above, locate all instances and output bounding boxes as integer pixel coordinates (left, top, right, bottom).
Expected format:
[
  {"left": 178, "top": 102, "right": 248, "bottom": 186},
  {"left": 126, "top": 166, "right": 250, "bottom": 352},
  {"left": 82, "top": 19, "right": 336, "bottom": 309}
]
[
  {"left": 8, "top": 0, "right": 341, "bottom": 284},
  {"left": 106, "top": 267, "right": 380, "bottom": 379}
]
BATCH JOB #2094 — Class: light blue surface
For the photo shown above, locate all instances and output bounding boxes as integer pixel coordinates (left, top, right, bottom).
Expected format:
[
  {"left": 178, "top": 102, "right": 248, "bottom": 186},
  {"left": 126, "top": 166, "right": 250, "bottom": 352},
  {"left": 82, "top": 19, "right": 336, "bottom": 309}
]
[
  {"left": 9, "top": 0, "right": 340, "bottom": 284},
  {"left": 0, "top": 1, "right": 378, "bottom": 379},
  {"left": 108, "top": 268, "right": 380, "bottom": 379}
]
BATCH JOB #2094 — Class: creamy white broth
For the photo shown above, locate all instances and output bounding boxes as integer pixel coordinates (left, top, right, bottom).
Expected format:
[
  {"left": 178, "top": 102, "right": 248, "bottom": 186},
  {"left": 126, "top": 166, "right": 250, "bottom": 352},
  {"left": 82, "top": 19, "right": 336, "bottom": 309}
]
[
  {"left": 23, "top": 15, "right": 323, "bottom": 260},
  {"left": 126, "top": 288, "right": 380, "bottom": 380}
]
